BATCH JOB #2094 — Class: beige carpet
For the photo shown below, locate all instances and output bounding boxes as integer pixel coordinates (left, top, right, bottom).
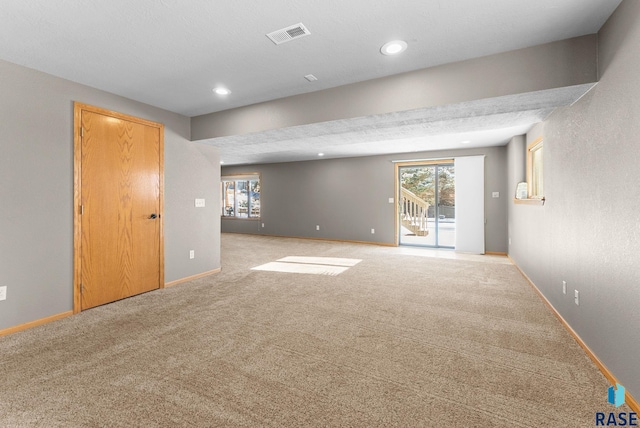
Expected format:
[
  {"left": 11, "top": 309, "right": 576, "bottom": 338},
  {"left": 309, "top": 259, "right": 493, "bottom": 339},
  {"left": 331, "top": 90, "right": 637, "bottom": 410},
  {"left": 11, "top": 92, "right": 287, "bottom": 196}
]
[{"left": 0, "top": 234, "right": 621, "bottom": 427}]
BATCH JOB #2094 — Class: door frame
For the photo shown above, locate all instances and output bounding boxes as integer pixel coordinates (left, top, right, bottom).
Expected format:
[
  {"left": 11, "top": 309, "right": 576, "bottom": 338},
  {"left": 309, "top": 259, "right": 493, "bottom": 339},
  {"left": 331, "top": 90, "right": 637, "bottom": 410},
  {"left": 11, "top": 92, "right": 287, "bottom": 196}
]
[
  {"left": 73, "top": 102, "right": 165, "bottom": 314},
  {"left": 394, "top": 159, "right": 453, "bottom": 246}
]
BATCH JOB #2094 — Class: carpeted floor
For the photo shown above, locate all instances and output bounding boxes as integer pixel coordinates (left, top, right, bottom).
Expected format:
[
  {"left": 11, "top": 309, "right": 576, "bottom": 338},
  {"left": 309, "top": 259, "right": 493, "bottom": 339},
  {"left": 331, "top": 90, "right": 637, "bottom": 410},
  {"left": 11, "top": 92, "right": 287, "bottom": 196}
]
[{"left": 0, "top": 234, "right": 621, "bottom": 427}]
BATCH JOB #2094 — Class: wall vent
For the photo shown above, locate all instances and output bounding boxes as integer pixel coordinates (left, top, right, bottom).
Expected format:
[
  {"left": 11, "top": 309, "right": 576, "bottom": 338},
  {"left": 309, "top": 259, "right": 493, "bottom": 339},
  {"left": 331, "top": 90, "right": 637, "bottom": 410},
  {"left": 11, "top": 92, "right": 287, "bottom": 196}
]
[{"left": 267, "top": 23, "right": 311, "bottom": 45}]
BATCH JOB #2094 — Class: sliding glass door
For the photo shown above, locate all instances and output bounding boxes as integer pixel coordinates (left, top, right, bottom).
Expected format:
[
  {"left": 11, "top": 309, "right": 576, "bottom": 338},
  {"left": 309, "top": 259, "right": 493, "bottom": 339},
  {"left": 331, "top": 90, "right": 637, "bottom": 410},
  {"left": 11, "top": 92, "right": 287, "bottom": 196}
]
[{"left": 399, "top": 163, "right": 455, "bottom": 248}]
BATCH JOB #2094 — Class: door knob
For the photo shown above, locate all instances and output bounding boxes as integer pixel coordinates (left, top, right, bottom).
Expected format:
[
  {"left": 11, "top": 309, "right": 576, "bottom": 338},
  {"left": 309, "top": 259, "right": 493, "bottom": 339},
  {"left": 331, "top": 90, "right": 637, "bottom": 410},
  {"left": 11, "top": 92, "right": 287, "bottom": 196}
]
[{"left": 149, "top": 213, "right": 158, "bottom": 219}]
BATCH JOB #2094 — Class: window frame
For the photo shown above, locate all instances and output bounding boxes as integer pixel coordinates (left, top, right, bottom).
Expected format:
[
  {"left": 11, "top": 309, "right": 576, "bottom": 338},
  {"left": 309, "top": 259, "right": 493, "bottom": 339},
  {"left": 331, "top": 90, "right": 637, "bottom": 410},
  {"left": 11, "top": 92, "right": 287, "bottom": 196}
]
[
  {"left": 221, "top": 173, "right": 261, "bottom": 220},
  {"left": 526, "top": 137, "right": 544, "bottom": 200}
]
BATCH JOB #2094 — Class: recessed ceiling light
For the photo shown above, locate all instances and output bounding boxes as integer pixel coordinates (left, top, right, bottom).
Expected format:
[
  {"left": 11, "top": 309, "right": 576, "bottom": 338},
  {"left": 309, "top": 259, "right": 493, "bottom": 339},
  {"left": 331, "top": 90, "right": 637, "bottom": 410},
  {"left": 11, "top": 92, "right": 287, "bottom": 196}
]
[
  {"left": 220, "top": 161, "right": 225, "bottom": 164},
  {"left": 214, "top": 87, "right": 231, "bottom": 95},
  {"left": 461, "top": 140, "right": 471, "bottom": 144},
  {"left": 380, "top": 40, "right": 407, "bottom": 56},
  {"left": 318, "top": 153, "right": 325, "bottom": 157}
]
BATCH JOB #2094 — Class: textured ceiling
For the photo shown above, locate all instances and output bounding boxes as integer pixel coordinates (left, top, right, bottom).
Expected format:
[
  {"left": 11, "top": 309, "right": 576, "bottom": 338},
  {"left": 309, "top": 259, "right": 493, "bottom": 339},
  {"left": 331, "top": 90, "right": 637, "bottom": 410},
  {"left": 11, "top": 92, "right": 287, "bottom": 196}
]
[
  {"left": 0, "top": 0, "right": 621, "bottom": 117},
  {"left": 0, "top": 1, "right": 621, "bottom": 165},
  {"left": 209, "top": 84, "right": 596, "bottom": 165}
]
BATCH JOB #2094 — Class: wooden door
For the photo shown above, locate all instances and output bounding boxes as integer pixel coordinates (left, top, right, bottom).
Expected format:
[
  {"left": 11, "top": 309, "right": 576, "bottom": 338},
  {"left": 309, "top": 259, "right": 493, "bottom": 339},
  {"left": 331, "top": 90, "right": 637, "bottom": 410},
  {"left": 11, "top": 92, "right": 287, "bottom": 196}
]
[{"left": 74, "top": 103, "right": 164, "bottom": 311}]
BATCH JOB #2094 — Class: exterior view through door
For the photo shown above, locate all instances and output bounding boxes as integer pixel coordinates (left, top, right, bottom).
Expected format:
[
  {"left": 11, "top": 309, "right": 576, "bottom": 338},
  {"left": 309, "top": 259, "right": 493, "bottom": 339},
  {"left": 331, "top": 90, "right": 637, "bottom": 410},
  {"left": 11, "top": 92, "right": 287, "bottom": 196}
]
[{"left": 399, "top": 163, "right": 455, "bottom": 248}]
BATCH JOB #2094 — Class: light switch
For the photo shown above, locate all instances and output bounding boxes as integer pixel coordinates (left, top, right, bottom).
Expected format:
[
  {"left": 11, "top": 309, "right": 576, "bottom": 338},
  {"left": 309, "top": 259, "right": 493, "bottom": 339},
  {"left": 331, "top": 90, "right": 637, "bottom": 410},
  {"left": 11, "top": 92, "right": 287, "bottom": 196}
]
[
  {"left": 195, "top": 198, "right": 205, "bottom": 207},
  {"left": 388, "top": 198, "right": 394, "bottom": 204}
]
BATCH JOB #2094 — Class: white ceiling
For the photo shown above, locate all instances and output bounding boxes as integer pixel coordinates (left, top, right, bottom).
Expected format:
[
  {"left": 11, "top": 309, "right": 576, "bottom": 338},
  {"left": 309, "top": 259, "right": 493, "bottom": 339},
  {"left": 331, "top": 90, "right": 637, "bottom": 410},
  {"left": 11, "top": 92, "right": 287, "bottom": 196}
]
[{"left": 0, "top": 0, "right": 622, "bottom": 164}]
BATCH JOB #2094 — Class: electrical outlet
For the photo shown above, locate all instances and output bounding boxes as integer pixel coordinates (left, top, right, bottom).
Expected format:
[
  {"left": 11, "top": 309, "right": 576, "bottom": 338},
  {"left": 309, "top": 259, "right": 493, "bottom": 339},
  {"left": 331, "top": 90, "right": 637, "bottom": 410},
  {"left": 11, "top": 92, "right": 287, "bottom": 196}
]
[
  {"left": 562, "top": 281, "right": 567, "bottom": 295},
  {"left": 492, "top": 192, "right": 500, "bottom": 198},
  {"left": 0, "top": 286, "right": 6, "bottom": 301},
  {"left": 574, "top": 290, "right": 579, "bottom": 306},
  {"left": 388, "top": 197, "right": 394, "bottom": 204},
  {"left": 261, "top": 223, "right": 265, "bottom": 228},
  {"left": 316, "top": 225, "right": 320, "bottom": 231},
  {"left": 371, "top": 228, "right": 375, "bottom": 234},
  {"left": 195, "top": 198, "right": 205, "bottom": 208},
  {"left": 189, "top": 250, "right": 195, "bottom": 259}
]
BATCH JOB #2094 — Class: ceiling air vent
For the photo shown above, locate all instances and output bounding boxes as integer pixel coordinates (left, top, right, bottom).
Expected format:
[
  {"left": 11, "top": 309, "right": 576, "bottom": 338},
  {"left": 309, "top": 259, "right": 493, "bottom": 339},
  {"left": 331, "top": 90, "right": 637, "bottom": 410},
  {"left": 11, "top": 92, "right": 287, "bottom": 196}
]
[{"left": 267, "top": 23, "right": 311, "bottom": 45}]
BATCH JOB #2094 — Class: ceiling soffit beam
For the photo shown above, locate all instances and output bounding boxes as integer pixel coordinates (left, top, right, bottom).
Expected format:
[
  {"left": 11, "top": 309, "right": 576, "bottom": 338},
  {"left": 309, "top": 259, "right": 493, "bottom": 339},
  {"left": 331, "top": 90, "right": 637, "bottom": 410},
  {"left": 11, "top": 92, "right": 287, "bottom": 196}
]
[{"left": 191, "top": 35, "right": 596, "bottom": 141}]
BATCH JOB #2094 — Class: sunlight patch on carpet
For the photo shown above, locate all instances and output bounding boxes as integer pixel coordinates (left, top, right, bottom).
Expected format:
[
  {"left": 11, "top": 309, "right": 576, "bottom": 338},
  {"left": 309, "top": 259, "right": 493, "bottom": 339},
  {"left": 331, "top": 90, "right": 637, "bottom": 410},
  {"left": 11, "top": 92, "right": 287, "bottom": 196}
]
[
  {"left": 276, "top": 256, "right": 361, "bottom": 267},
  {"left": 251, "top": 256, "right": 362, "bottom": 276}
]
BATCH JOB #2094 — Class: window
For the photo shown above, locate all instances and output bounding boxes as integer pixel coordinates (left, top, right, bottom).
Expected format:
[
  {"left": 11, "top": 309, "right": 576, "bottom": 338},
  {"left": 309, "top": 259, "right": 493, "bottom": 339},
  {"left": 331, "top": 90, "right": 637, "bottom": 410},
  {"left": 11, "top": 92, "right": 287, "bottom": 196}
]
[
  {"left": 527, "top": 138, "right": 543, "bottom": 199},
  {"left": 221, "top": 174, "right": 260, "bottom": 219}
]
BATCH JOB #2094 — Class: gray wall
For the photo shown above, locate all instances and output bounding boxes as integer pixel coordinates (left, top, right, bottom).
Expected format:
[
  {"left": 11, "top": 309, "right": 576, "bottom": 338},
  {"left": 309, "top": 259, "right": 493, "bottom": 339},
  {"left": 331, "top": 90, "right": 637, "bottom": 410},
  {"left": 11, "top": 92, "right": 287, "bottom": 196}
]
[
  {"left": 164, "top": 139, "right": 221, "bottom": 283},
  {"left": 0, "top": 59, "right": 220, "bottom": 331},
  {"left": 193, "top": 35, "right": 596, "bottom": 140},
  {"left": 222, "top": 146, "right": 508, "bottom": 253},
  {"left": 508, "top": 0, "right": 640, "bottom": 399}
]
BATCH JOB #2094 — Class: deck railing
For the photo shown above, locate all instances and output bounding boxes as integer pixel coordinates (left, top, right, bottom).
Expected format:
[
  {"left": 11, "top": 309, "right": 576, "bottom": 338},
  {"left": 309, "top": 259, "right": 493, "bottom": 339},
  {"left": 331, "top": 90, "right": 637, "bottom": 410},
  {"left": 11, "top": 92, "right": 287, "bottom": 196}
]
[{"left": 400, "top": 188, "right": 429, "bottom": 236}]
